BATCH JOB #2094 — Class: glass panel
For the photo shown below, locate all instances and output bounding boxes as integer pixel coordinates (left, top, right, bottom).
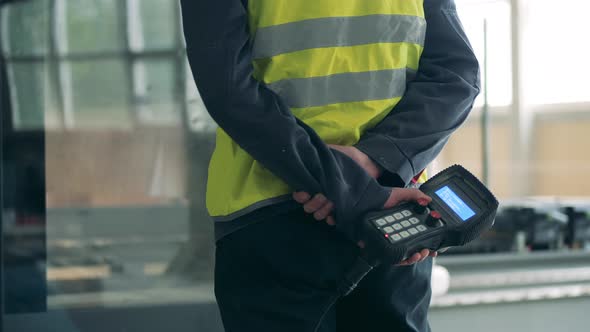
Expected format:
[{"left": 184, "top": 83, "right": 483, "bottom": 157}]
[
  {"left": 134, "top": 58, "right": 181, "bottom": 125},
  {"left": 63, "top": 0, "right": 125, "bottom": 54},
  {"left": 2, "top": 0, "right": 50, "bottom": 56},
  {"left": 525, "top": 0, "right": 590, "bottom": 104},
  {"left": 6, "top": 60, "right": 61, "bottom": 130},
  {"left": 456, "top": 0, "right": 513, "bottom": 108},
  {"left": 44, "top": 66, "right": 65, "bottom": 131},
  {"left": 68, "top": 59, "right": 132, "bottom": 128},
  {"left": 130, "top": 0, "right": 177, "bottom": 51},
  {"left": 42, "top": 124, "right": 214, "bottom": 309},
  {"left": 3, "top": 1, "right": 217, "bottom": 328},
  {"left": 7, "top": 62, "right": 46, "bottom": 130}
]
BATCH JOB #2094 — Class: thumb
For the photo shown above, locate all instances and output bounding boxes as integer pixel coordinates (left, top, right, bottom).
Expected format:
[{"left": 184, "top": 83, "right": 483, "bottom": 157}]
[{"left": 383, "top": 188, "right": 431, "bottom": 209}]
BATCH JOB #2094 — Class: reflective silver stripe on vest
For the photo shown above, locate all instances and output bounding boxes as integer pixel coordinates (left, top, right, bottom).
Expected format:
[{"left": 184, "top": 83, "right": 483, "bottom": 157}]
[
  {"left": 267, "top": 68, "right": 411, "bottom": 109},
  {"left": 253, "top": 14, "right": 426, "bottom": 59}
]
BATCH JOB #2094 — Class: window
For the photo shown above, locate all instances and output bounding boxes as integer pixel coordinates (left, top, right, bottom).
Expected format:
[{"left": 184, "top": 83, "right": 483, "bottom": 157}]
[
  {"left": 456, "top": 0, "right": 513, "bottom": 108},
  {"left": 1, "top": 0, "right": 216, "bottom": 324},
  {"left": 2, "top": 0, "right": 213, "bottom": 130},
  {"left": 1, "top": 0, "right": 51, "bottom": 129},
  {"left": 524, "top": 0, "right": 590, "bottom": 105}
]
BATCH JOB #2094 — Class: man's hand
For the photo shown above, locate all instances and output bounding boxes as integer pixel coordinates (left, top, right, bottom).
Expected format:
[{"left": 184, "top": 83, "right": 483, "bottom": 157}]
[
  {"left": 292, "top": 192, "right": 337, "bottom": 226},
  {"left": 292, "top": 145, "right": 379, "bottom": 225},
  {"left": 358, "top": 188, "right": 437, "bottom": 265},
  {"left": 293, "top": 185, "right": 438, "bottom": 265},
  {"left": 384, "top": 187, "right": 430, "bottom": 209},
  {"left": 292, "top": 145, "right": 437, "bottom": 265},
  {"left": 390, "top": 190, "right": 438, "bottom": 265}
]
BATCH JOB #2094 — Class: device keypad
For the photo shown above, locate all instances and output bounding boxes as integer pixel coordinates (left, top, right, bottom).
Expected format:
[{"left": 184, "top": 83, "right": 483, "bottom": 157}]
[
  {"left": 374, "top": 206, "right": 437, "bottom": 243},
  {"left": 375, "top": 219, "right": 387, "bottom": 227},
  {"left": 391, "top": 234, "right": 402, "bottom": 241}
]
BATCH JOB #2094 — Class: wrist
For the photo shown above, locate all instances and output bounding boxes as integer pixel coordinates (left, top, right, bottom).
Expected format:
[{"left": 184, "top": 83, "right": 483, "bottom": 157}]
[{"left": 357, "top": 149, "right": 383, "bottom": 179}]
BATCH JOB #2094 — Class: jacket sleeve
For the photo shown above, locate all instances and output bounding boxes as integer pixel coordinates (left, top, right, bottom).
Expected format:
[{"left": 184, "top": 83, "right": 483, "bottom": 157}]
[
  {"left": 354, "top": 0, "right": 481, "bottom": 187},
  {"left": 180, "top": 0, "right": 391, "bottom": 241}
]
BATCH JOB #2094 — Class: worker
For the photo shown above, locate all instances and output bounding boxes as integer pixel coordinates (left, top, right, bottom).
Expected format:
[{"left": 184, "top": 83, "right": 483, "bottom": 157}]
[{"left": 180, "top": 0, "right": 480, "bottom": 331}]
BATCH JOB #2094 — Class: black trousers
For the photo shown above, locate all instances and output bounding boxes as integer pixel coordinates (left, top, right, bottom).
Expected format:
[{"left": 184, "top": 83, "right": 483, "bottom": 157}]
[{"left": 215, "top": 208, "right": 433, "bottom": 332}]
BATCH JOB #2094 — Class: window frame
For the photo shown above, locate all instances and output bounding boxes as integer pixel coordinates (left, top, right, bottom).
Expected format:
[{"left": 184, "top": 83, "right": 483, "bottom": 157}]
[{"left": 1, "top": 0, "right": 202, "bottom": 131}]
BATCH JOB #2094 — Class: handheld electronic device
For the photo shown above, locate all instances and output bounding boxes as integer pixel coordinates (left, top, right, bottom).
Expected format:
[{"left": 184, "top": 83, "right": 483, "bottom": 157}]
[{"left": 361, "top": 165, "right": 499, "bottom": 264}]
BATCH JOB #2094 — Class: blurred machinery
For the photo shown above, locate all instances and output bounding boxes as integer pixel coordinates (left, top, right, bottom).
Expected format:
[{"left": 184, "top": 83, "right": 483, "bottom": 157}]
[
  {"left": 563, "top": 206, "right": 590, "bottom": 249},
  {"left": 446, "top": 198, "right": 590, "bottom": 255}
]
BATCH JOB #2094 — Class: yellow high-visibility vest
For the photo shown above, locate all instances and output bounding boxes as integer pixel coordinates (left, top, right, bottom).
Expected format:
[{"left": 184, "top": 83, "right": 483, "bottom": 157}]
[{"left": 208, "top": 0, "right": 427, "bottom": 221}]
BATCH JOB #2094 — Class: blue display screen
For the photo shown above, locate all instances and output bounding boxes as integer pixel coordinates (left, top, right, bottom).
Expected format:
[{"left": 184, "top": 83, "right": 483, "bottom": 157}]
[{"left": 435, "top": 186, "right": 476, "bottom": 221}]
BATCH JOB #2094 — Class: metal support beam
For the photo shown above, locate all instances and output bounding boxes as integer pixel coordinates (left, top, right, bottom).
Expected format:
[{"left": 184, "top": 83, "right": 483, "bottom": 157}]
[
  {"left": 48, "top": 0, "right": 66, "bottom": 129},
  {"left": 122, "top": 0, "right": 138, "bottom": 128},
  {"left": 510, "top": 0, "right": 534, "bottom": 197},
  {"left": 481, "top": 19, "right": 490, "bottom": 186},
  {"left": 1, "top": 8, "right": 6, "bottom": 323}
]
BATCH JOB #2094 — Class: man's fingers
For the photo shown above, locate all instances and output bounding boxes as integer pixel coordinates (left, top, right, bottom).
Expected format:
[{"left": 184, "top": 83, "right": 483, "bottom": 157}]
[
  {"left": 411, "top": 252, "right": 424, "bottom": 262},
  {"left": 396, "top": 252, "right": 421, "bottom": 266},
  {"left": 394, "top": 188, "right": 431, "bottom": 204},
  {"left": 396, "top": 249, "right": 433, "bottom": 266},
  {"left": 326, "top": 216, "right": 336, "bottom": 226},
  {"left": 418, "top": 249, "right": 430, "bottom": 262},
  {"left": 303, "top": 194, "right": 329, "bottom": 213},
  {"left": 292, "top": 192, "right": 311, "bottom": 204},
  {"left": 384, "top": 188, "right": 432, "bottom": 209},
  {"left": 313, "top": 201, "right": 334, "bottom": 221},
  {"left": 292, "top": 192, "right": 336, "bottom": 225}
]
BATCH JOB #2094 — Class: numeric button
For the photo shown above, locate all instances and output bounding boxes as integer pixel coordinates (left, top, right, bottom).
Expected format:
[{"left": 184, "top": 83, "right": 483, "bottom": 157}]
[
  {"left": 393, "top": 223, "right": 403, "bottom": 231},
  {"left": 374, "top": 219, "right": 387, "bottom": 227},
  {"left": 402, "top": 210, "right": 412, "bottom": 217},
  {"left": 400, "top": 231, "right": 410, "bottom": 238},
  {"left": 410, "top": 217, "right": 420, "bottom": 225},
  {"left": 389, "top": 234, "right": 402, "bottom": 242},
  {"left": 401, "top": 220, "right": 411, "bottom": 228}
]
